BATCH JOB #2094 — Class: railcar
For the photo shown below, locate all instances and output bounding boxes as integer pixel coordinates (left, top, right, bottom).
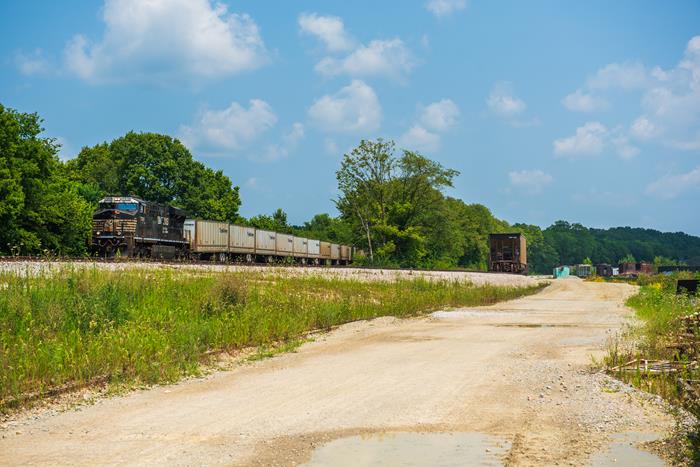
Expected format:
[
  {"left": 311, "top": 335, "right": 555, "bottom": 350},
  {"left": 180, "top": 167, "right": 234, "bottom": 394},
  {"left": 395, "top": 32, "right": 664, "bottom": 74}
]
[
  {"left": 92, "top": 196, "right": 188, "bottom": 258},
  {"left": 488, "top": 233, "right": 528, "bottom": 274}
]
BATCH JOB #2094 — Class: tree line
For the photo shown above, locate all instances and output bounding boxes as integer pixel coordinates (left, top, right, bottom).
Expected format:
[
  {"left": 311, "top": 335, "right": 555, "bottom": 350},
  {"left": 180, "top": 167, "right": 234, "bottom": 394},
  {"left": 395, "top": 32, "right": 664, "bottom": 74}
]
[{"left": 2, "top": 103, "right": 699, "bottom": 272}]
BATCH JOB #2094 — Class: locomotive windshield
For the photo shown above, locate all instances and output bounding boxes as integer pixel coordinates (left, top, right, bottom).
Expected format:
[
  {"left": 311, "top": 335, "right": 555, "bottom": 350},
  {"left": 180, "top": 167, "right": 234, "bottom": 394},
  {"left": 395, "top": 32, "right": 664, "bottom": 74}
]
[{"left": 99, "top": 202, "right": 139, "bottom": 212}]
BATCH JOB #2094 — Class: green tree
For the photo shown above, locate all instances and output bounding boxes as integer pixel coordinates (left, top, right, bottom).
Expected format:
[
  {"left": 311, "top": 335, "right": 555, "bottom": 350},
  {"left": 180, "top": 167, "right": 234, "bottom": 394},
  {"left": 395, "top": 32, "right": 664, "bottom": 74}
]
[
  {"left": 0, "top": 104, "right": 92, "bottom": 255},
  {"left": 335, "top": 139, "right": 458, "bottom": 266},
  {"left": 67, "top": 132, "right": 241, "bottom": 222}
]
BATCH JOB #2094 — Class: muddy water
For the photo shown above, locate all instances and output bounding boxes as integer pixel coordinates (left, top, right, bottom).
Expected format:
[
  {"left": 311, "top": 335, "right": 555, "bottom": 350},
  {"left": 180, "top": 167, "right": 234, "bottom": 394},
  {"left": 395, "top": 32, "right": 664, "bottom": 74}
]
[
  {"left": 302, "top": 431, "right": 665, "bottom": 467},
  {"left": 302, "top": 432, "right": 511, "bottom": 467},
  {"left": 590, "top": 432, "right": 665, "bottom": 466}
]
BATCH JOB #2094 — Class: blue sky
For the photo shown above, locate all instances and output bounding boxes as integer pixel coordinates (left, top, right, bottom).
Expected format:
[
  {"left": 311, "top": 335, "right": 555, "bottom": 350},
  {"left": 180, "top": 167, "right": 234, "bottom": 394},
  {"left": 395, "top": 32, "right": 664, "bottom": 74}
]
[{"left": 2, "top": 0, "right": 700, "bottom": 234}]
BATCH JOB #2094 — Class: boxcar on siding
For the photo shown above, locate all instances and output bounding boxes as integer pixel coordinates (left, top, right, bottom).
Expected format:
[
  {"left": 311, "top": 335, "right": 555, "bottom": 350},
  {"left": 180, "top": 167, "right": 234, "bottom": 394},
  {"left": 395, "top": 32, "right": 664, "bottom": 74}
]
[{"left": 488, "top": 233, "right": 528, "bottom": 274}]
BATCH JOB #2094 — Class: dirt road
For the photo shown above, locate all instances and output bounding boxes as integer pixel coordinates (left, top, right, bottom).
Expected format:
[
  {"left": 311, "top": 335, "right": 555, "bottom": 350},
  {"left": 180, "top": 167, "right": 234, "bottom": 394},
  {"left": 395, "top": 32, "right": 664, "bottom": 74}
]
[{"left": 1, "top": 278, "right": 676, "bottom": 466}]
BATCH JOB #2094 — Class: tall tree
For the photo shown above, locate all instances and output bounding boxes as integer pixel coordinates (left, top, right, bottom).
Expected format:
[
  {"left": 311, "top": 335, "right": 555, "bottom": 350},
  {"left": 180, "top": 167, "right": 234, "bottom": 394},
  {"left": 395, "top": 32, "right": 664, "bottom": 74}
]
[
  {"left": 0, "top": 104, "right": 92, "bottom": 255},
  {"left": 67, "top": 132, "right": 241, "bottom": 222}
]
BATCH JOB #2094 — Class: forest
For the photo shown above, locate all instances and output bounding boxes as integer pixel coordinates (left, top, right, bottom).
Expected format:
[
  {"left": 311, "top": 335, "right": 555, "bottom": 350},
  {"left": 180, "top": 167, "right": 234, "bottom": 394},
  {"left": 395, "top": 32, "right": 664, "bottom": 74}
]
[{"left": 2, "top": 103, "right": 699, "bottom": 273}]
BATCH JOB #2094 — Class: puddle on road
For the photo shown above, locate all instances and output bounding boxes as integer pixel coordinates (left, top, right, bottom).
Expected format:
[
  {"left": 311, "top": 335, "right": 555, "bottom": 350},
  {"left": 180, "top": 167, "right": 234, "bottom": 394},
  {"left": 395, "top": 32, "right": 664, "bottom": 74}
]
[
  {"left": 302, "top": 432, "right": 510, "bottom": 467},
  {"left": 590, "top": 432, "right": 665, "bottom": 466}
]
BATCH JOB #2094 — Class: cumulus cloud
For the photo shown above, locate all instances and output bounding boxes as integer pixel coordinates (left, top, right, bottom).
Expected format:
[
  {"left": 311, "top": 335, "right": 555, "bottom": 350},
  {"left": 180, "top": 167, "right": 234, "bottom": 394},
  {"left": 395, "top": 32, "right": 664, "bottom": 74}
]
[
  {"left": 554, "top": 122, "right": 639, "bottom": 159},
  {"left": 398, "top": 99, "right": 460, "bottom": 153},
  {"left": 586, "top": 61, "right": 649, "bottom": 90},
  {"left": 561, "top": 89, "right": 608, "bottom": 112},
  {"left": 425, "top": 0, "right": 467, "bottom": 17},
  {"left": 420, "top": 99, "right": 460, "bottom": 131},
  {"left": 563, "top": 36, "right": 700, "bottom": 150},
  {"left": 646, "top": 166, "right": 700, "bottom": 200},
  {"left": 315, "top": 39, "right": 415, "bottom": 80},
  {"left": 15, "top": 49, "right": 51, "bottom": 75},
  {"left": 398, "top": 125, "right": 441, "bottom": 153},
  {"left": 508, "top": 169, "right": 553, "bottom": 194},
  {"left": 180, "top": 99, "right": 277, "bottom": 153},
  {"left": 298, "top": 13, "right": 354, "bottom": 52},
  {"left": 308, "top": 80, "right": 381, "bottom": 133},
  {"left": 64, "top": 0, "right": 266, "bottom": 83},
  {"left": 487, "top": 81, "right": 526, "bottom": 117},
  {"left": 255, "top": 122, "right": 306, "bottom": 162}
]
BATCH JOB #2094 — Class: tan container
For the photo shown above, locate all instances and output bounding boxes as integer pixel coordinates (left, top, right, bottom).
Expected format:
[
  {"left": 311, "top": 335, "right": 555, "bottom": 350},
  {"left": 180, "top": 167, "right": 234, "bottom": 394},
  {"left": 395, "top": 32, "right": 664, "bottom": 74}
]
[
  {"left": 331, "top": 243, "right": 340, "bottom": 260},
  {"left": 340, "top": 245, "right": 351, "bottom": 261},
  {"left": 187, "top": 220, "right": 229, "bottom": 253},
  {"left": 319, "top": 241, "right": 331, "bottom": 259},
  {"left": 308, "top": 239, "right": 321, "bottom": 257},
  {"left": 229, "top": 224, "right": 255, "bottom": 253},
  {"left": 293, "top": 236, "right": 308, "bottom": 257},
  {"left": 276, "top": 233, "right": 294, "bottom": 256},
  {"left": 255, "top": 229, "right": 276, "bottom": 254}
]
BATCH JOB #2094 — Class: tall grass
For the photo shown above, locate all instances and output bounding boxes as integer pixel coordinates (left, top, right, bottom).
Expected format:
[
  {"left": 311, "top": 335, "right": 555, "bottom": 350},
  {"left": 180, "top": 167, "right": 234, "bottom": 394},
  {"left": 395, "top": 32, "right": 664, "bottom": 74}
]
[
  {"left": 0, "top": 267, "right": 544, "bottom": 409},
  {"left": 605, "top": 272, "right": 700, "bottom": 462}
]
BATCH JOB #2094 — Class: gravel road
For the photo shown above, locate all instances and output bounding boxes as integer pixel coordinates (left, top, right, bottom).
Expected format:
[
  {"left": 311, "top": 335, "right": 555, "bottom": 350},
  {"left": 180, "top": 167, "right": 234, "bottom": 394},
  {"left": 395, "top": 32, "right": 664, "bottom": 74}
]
[{"left": 0, "top": 278, "right": 677, "bottom": 466}]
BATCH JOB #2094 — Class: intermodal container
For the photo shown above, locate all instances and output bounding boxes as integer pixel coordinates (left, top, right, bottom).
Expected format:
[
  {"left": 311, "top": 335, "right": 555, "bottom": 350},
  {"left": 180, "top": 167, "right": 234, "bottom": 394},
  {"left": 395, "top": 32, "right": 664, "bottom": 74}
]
[
  {"left": 308, "top": 239, "right": 321, "bottom": 257},
  {"left": 186, "top": 220, "right": 229, "bottom": 253},
  {"left": 255, "top": 229, "right": 276, "bottom": 255},
  {"left": 331, "top": 243, "right": 340, "bottom": 260},
  {"left": 293, "top": 236, "right": 308, "bottom": 257},
  {"left": 320, "top": 241, "right": 331, "bottom": 260},
  {"left": 230, "top": 224, "right": 255, "bottom": 253},
  {"left": 276, "top": 233, "right": 294, "bottom": 256}
]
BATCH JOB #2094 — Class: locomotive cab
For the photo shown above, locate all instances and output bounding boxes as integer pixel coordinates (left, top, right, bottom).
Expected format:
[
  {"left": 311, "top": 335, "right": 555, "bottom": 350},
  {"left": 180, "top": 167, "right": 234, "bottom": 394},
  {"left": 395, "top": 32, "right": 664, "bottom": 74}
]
[{"left": 92, "top": 196, "right": 188, "bottom": 259}]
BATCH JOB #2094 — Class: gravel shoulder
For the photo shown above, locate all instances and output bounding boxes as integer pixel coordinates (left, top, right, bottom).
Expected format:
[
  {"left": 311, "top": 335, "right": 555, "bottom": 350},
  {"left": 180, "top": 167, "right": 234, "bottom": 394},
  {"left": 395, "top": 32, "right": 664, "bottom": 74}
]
[
  {"left": 0, "top": 260, "right": 539, "bottom": 287},
  {"left": 0, "top": 277, "right": 678, "bottom": 466}
]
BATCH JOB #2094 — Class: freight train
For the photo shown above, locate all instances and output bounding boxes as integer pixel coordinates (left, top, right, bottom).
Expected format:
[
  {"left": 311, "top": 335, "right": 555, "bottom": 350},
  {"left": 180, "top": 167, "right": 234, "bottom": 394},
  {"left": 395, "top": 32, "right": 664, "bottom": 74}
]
[{"left": 92, "top": 196, "right": 353, "bottom": 264}]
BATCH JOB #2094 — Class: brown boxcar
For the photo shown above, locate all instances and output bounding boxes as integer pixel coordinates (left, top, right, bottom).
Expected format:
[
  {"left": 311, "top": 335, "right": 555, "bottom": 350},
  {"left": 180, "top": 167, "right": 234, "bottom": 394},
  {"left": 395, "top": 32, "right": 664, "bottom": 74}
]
[{"left": 488, "top": 233, "right": 528, "bottom": 274}]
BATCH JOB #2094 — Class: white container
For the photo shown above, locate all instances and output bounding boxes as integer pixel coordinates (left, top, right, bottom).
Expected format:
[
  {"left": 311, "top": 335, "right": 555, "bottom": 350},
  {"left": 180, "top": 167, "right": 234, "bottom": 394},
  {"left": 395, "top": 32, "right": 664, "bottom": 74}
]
[
  {"left": 293, "top": 236, "right": 308, "bottom": 257},
  {"left": 308, "top": 239, "right": 321, "bottom": 257},
  {"left": 187, "top": 220, "right": 229, "bottom": 253},
  {"left": 276, "top": 233, "right": 294, "bottom": 256},
  {"left": 255, "top": 229, "right": 276, "bottom": 254},
  {"left": 230, "top": 224, "right": 255, "bottom": 253}
]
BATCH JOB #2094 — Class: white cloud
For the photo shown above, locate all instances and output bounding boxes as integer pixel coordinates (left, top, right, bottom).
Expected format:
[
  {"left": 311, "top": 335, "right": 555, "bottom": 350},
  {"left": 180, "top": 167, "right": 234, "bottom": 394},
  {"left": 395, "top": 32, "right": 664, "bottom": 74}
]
[
  {"left": 420, "top": 99, "right": 459, "bottom": 131},
  {"left": 646, "top": 166, "right": 700, "bottom": 200},
  {"left": 554, "top": 122, "right": 639, "bottom": 159},
  {"left": 298, "top": 13, "right": 354, "bottom": 52},
  {"left": 245, "top": 177, "right": 258, "bottom": 188},
  {"left": 254, "top": 123, "right": 305, "bottom": 162},
  {"left": 315, "top": 39, "right": 415, "bottom": 80},
  {"left": 426, "top": 0, "right": 467, "bottom": 17},
  {"left": 487, "top": 81, "right": 526, "bottom": 117},
  {"left": 553, "top": 122, "right": 607, "bottom": 157},
  {"left": 180, "top": 99, "right": 277, "bottom": 153},
  {"left": 398, "top": 99, "right": 460, "bottom": 152},
  {"left": 587, "top": 61, "right": 649, "bottom": 90},
  {"left": 564, "top": 36, "right": 700, "bottom": 150},
  {"left": 630, "top": 116, "right": 659, "bottom": 140},
  {"left": 308, "top": 80, "right": 381, "bottom": 133},
  {"left": 508, "top": 169, "right": 553, "bottom": 194},
  {"left": 15, "top": 49, "right": 50, "bottom": 75},
  {"left": 398, "top": 125, "right": 441, "bottom": 153},
  {"left": 64, "top": 0, "right": 266, "bottom": 83},
  {"left": 561, "top": 89, "right": 608, "bottom": 112}
]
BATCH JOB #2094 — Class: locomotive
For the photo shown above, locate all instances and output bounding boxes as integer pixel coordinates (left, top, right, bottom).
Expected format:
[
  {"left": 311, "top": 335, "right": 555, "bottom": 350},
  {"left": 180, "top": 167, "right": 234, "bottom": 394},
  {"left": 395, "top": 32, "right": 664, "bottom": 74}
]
[{"left": 92, "top": 196, "right": 189, "bottom": 258}]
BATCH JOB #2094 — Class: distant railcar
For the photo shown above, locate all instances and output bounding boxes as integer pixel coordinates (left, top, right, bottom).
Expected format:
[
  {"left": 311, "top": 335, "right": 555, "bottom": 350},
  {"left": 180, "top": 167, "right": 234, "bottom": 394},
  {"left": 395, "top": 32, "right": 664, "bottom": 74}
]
[
  {"left": 488, "top": 233, "right": 528, "bottom": 274},
  {"left": 596, "top": 264, "right": 614, "bottom": 277},
  {"left": 92, "top": 196, "right": 188, "bottom": 258}
]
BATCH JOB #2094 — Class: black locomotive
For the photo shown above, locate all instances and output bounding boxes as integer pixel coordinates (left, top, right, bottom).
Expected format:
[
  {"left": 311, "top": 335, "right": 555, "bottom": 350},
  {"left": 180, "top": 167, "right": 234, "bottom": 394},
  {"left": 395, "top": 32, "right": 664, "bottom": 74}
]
[{"left": 92, "top": 196, "right": 188, "bottom": 258}]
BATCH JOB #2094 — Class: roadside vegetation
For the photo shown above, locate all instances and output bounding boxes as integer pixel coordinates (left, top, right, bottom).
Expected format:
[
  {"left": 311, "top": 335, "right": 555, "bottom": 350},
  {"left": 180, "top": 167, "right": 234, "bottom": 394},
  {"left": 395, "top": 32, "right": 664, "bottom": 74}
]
[
  {"left": 605, "top": 272, "right": 700, "bottom": 461},
  {"left": 0, "top": 266, "right": 545, "bottom": 411}
]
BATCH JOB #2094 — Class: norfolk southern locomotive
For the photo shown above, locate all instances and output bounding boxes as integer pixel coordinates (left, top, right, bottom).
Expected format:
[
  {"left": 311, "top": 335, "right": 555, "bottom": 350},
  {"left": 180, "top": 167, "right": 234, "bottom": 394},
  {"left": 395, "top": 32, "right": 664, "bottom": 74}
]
[{"left": 92, "top": 196, "right": 188, "bottom": 258}]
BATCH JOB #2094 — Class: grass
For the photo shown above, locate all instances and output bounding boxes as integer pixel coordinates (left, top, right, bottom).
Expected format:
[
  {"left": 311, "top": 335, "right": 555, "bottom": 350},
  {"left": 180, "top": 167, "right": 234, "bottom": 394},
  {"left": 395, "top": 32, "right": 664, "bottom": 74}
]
[
  {"left": 0, "top": 266, "right": 545, "bottom": 411},
  {"left": 604, "top": 272, "right": 700, "bottom": 463}
]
